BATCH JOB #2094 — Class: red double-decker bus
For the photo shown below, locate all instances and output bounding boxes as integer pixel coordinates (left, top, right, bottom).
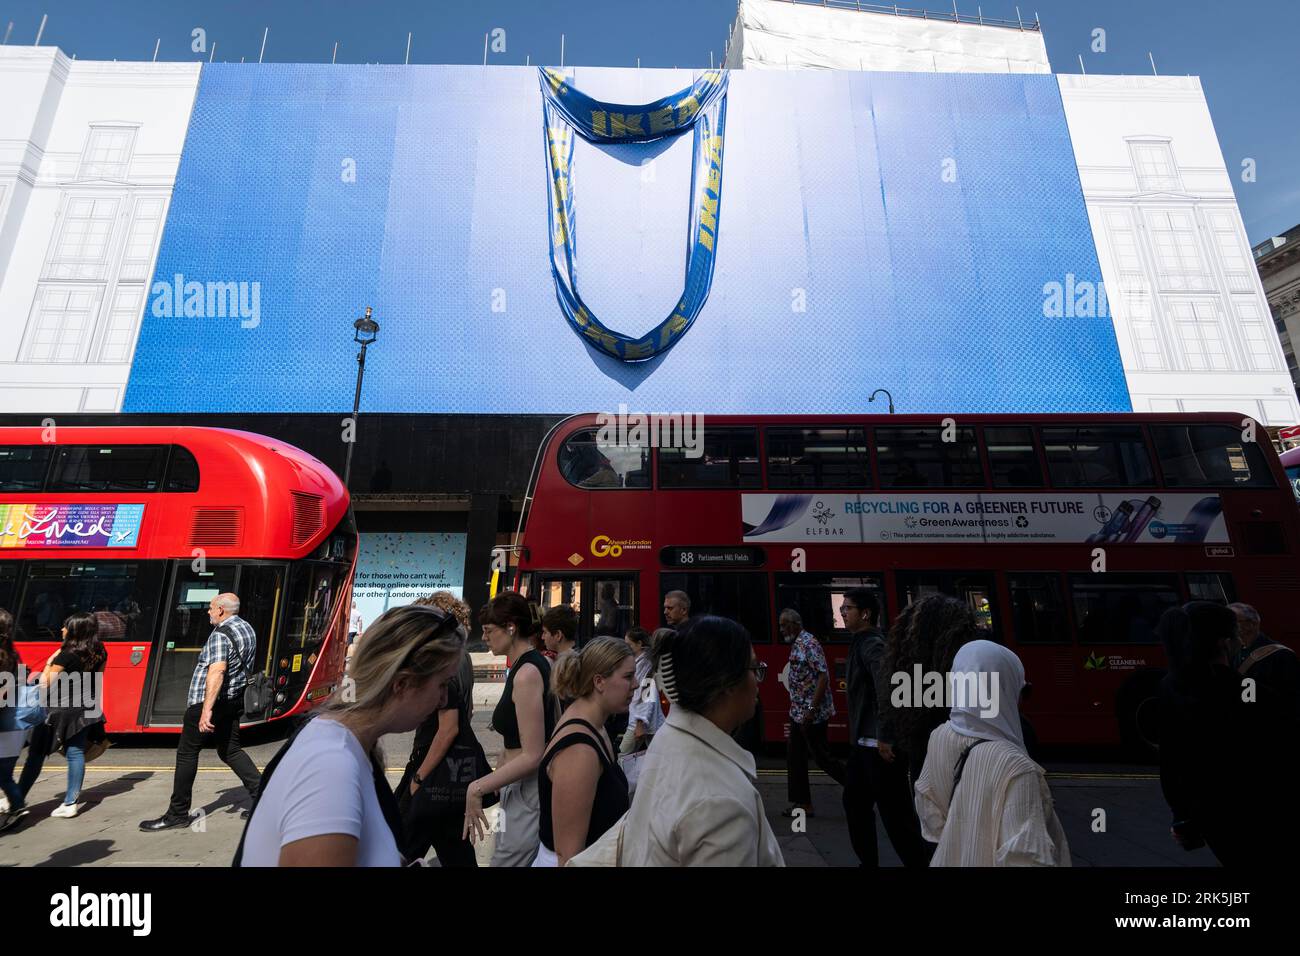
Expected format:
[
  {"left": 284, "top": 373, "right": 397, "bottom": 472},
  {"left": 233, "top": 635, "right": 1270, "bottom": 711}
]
[
  {"left": 1282, "top": 446, "right": 1300, "bottom": 506},
  {"left": 514, "top": 412, "right": 1300, "bottom": 752},
  {"left": 0, "top": 426, "right": 356, "bottom": 732}
]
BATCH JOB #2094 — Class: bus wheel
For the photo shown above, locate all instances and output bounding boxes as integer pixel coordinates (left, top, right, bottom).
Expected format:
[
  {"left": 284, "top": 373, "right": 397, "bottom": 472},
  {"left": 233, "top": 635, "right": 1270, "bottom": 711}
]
[{"left": 1118, "top": 675, "right": 1163, "bottom": 759}]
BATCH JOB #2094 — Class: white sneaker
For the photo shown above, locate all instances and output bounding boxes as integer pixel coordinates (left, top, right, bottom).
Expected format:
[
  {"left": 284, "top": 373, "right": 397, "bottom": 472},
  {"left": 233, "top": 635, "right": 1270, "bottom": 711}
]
[
  {"left": 0, "top": 797, "right": 9, "bottom": 813},
  {"left": 50, "top": 802, "right": 83, "bottom": 819}
]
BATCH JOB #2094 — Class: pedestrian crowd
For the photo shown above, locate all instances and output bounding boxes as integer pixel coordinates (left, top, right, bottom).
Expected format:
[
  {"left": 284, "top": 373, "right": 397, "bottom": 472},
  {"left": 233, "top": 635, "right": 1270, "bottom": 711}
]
[{"left": 2, "top": 584, "right": 1296, "bottom": 868}]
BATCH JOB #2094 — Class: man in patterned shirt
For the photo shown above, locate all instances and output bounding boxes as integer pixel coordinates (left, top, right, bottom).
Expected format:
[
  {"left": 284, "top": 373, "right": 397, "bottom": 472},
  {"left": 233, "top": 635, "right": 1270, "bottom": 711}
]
[
  {"left": 781, "top": 609, "right": 845, "bottom": 818},
  {"left": 140, "top": 593, "right": 263, "bottom": 832}
]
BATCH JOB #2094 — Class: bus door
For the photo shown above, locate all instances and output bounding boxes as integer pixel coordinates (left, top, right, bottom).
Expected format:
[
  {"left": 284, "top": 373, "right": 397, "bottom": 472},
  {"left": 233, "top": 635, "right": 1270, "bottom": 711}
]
[
  {"left": 773, "top": 573, "right": 887, "bottom": 744},
  {"left": 534, "top": 573, "right": 638, "bottom": 646},
  {"left": 144, "top": 562, "right": 287, "bottom": 726},
  {"left": 234, "top": 564, "right": 285, "bottom": 720},
  {"left": 145, "top": 564, "right": 239, "bottom": 724},
  {"left": 1004, "top": 571, "right": 1080, "bottom": 742}
]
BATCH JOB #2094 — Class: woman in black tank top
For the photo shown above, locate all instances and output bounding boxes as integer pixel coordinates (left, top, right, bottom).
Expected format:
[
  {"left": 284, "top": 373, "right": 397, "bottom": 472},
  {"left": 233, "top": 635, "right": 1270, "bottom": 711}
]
[
  {"left": 464, "top": 593, "right": 554, "bottom": 867},
  {"left": 535, "top": 637, "right": 637, "bottom": 867}
]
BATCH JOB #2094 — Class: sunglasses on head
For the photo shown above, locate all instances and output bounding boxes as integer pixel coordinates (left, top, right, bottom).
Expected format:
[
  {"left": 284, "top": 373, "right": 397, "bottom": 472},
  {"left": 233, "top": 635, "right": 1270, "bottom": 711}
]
[{"left": 399, "top": 605, "right": 463, "bottom": 666}]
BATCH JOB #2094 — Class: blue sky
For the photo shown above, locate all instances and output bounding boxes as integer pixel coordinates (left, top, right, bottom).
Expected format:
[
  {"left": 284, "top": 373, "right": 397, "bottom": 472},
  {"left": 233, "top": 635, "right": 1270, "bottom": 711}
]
[{"left": 4, "top": 0, "right": 1295, "bottom": 241}]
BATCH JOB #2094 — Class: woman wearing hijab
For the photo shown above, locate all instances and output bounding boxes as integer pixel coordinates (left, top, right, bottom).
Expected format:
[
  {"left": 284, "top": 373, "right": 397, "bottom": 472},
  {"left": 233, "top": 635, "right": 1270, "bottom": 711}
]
[{"left": 913, "top": 640, "right": 1070, "bottom": 867}]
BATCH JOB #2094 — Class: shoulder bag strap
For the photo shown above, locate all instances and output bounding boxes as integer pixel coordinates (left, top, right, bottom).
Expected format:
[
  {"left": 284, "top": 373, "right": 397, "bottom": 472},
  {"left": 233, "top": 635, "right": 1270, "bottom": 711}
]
[
  {"left": 1239, "top": 643, "right": 1292, "bottom": 675},
  {"left": 950, "top": 738, "right": 991, "bottom": 805},
  {"left": 371, "top": 753, "right": 407, "bottom": 857},
  {"left": 231, "top": 716, "right": 314, "bottom": 866}
]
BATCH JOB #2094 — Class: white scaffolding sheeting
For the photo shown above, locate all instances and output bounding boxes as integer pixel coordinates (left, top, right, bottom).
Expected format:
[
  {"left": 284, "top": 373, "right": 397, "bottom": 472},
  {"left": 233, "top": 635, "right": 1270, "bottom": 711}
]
[{"left": 727, "top": 0, "right": 1051, "bottom": 73}]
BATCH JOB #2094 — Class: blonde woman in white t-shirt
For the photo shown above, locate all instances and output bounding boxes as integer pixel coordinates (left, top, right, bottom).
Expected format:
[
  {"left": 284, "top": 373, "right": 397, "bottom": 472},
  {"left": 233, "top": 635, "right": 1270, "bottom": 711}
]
[
  {"left": 238, "top": 604, "right": 464, "bottom": 867},
  {"left": 913, "top": 640, "right": 1070, "bottom": 867}
]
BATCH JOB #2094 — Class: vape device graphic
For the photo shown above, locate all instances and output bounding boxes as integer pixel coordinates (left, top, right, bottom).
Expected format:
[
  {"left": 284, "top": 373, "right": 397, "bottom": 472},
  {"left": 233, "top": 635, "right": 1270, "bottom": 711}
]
[
  {"left": 1122, "top": 496, "right": 1163, "bottom": 543},
  {"left": 1088, "top": 499, "right": 1134, "bottom": 544}
]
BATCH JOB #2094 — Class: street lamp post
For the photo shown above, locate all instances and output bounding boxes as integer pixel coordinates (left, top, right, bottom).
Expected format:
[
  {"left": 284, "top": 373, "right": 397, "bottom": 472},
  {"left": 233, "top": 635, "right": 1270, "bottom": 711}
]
[
  {"left": 343, "top": 307, "right": 379, "bottom": 488},
  {"left": 869, "top": 388, "right": 895, "bottom": 414}
]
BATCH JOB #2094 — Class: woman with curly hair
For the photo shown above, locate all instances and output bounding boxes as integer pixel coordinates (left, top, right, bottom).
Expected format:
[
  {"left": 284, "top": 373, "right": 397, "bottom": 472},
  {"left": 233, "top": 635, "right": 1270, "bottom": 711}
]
[
  {"left": 396, "top": 592, "right": 483, "bottom": 866},
  {"left": 878, "top": 595, "right": 979, "bottom": 792}
]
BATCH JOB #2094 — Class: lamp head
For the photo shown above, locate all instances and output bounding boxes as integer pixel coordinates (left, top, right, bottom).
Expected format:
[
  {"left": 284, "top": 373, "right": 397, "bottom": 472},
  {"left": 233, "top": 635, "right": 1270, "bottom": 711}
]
[{"left": 353, "top": 307, "right": 379, "bottom": 345}]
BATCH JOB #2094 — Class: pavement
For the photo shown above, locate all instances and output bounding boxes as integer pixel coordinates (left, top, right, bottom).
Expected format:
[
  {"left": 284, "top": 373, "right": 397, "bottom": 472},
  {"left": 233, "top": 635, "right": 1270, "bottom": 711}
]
[{"left": 0, "top": 681, "right": 1218, "bottom": 867}]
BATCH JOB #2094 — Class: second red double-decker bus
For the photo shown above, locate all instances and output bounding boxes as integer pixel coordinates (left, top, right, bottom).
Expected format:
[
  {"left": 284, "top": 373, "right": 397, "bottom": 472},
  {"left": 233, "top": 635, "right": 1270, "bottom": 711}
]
[
  {"left": 514, "top": 412, "right": 1300, "bottom": 753},
  {"left": 0, "top": 426, "right": 356, "bottom": 732},
  {"left": 1282, "top": 445, "right": 1300, "bottom": 506}
]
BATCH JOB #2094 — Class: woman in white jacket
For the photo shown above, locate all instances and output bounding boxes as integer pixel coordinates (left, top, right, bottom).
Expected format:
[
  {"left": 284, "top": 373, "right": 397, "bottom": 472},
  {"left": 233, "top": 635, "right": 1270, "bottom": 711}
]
[
  {"left": 619, "top": 627, "right": 666, "bottom": 755},
  {"left": 913, "top": 640, "right": 1070, "bottom": 867},
  {"left": 614, "top": 616, "right": 785, "bottom": 867}
]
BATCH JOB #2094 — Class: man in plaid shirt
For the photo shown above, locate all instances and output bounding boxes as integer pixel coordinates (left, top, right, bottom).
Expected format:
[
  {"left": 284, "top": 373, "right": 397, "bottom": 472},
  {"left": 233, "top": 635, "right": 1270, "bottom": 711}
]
[{"left": 140, "top": 593, "right": 263, "bottom": 832}]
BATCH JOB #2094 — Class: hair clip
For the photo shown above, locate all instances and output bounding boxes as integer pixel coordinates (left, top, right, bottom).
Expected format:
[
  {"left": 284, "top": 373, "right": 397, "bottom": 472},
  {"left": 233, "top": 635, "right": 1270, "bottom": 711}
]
[{"left": 657, "top": 650, "right": 680, "bottom": 705}]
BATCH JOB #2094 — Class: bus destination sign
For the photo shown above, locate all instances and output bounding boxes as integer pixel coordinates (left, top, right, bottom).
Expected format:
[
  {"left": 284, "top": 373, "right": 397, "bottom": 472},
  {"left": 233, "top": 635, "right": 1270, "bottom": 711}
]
[{"left": 660, "top": 546, "right": 765, "bottom": 569}]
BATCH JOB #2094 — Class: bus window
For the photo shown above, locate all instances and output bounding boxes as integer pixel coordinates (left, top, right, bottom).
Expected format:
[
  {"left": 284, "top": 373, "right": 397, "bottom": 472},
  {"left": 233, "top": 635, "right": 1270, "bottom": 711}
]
[
  {"left": 0, "top": 446, "right": 53, "bottom": 492},
  {"left": 875, "top": 426, "right": 983, "bottom": 488},
  {"left": 534, "top": 574, "right": 636, "bottom": 646},
  {"left": 1151, "top": 425, "right": 1274, "bottom": 488},
  {"left": 1068, "top": 573, "right": 1180, "bottom": 645},
  {"left": 1185, "top": 572, "right": 1236, "bottom": 604},
  {"left": 896, "top": 571, "right": 998, "bottom": 636},
  {"left": 1041, "top": 426, "right": 1155, "bottom": 487},
  {"left": 49, "top": 445, "right": 171, "bottom": 493},
  {"left": 238, "top": 564, "right": 287, "bottom": 685},
  {"left": 557, "top": 428, "right": 649, "bottom": 489},
  {"left": 658, "top": 428, "right": 760, "bottom": 489},
  {"left": 986, "top": 426, "right": 1045, "bottom": 488},
  {"left": 165, "top": 445, "right": 201, "bottom": 492},
  {"left": 660, "top": 572, "right": 769, "bottom": 644},
  {"left": 1007, "top": 573, "right": 1069, "bottom": 644},
  {"left": 1289, "top": 463, "right": 1300, "bottom": 505},
  {"left": 538, "top": 577, "right": 585, "bottom": 619},
  {"left": 283, "top": 562, "right": 349, "bottom": 652},
  {"left": 774, "top": 573, "right": 885, "bottom": 644},
  {"left": 0, "top": 564, "right": 19, "bottom": 631},
  {"left": 765, "top": 427, "right": 870, "bottom": 489},
  {"left": 594, "top": 578, "right": 635, "bottom": 639},
  {"left": 16, "top": 561, "right": 164, "bottom": 643}
]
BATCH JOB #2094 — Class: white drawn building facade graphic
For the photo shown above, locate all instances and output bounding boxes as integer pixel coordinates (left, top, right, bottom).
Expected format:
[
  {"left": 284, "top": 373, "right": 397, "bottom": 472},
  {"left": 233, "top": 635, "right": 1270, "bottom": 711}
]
[
  {"left": 1058, "top": 75, "right": 1298, "bottom": 426},
  {"left": 0, "top": 47, "right": 199, "bottom": 412}
]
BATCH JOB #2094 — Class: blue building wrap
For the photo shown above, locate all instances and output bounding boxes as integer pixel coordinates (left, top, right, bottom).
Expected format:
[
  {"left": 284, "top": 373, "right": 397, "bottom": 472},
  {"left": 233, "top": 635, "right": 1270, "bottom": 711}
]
[{"left": 124, "top": 65, "right": 1130, "bottom": 415}]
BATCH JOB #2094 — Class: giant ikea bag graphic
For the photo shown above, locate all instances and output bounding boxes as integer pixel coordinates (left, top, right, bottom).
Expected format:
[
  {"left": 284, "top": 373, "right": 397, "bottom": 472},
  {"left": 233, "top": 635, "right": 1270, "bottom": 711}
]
[{"left": 539, "top": 67, "right": 728, "bottom": 362}]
